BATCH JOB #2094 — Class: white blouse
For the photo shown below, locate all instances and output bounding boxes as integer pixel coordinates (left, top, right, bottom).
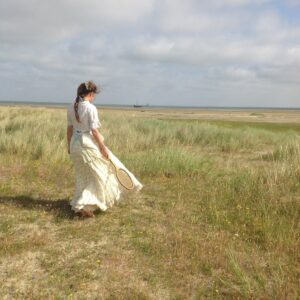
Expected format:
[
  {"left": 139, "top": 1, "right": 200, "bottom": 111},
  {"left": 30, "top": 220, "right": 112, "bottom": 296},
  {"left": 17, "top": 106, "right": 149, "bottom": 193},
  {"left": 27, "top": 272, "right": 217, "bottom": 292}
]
[{"left": 67, "top": 100, "right": 101, "bottom": 132}]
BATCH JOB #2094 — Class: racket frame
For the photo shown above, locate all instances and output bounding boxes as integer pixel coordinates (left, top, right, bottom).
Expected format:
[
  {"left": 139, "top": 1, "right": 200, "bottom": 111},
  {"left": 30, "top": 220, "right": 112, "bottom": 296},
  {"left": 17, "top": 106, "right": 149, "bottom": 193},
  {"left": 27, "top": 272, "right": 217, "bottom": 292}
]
[{"left": 108, "top": 157, "right": 134, "bottom": 190}]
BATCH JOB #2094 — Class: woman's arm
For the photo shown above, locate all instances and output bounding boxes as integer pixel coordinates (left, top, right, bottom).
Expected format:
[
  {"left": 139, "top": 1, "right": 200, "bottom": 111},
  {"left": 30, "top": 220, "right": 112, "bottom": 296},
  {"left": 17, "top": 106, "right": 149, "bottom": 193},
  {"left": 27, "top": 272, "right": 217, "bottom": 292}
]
[
  {"left": 91, "top": 128, "right": 109, "bottom": 159},
  {"left": 67, "top": 125, "right": 73, "bottom": 154}
]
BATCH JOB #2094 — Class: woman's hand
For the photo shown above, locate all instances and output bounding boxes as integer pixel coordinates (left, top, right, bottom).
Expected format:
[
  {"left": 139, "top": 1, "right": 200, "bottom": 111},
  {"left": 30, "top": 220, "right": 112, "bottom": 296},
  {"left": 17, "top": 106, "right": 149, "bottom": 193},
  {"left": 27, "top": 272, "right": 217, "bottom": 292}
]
[
  {"left": 100, "top": 145, "right": 110, "bottom": 160},
  {"left": 91, "top": 128, "right": 109, "bottom": 159},
  {"left": 67, "top": 126, "right": 73, "bottom": 154},
  {"left": 99, "top": 133, "right": 105, "bottom": 143}
]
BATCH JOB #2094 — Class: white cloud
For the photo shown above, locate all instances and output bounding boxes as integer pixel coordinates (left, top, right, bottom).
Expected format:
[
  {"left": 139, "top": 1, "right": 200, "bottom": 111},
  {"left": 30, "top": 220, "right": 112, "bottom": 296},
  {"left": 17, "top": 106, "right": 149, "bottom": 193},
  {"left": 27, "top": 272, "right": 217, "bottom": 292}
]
[
  {"left": 0, "top": 0, "right": 299, "bottom": 106},
  {"left": 157, "top": 0, "right": 243, "bottom": 33},
  {"left": 286, "top": 0, "right": 300, "bottom": 6},
  {"left": 127, "top": 35, "right": 293, "bottom": 68},
  {"left": 0, "top": 0, "right": 154, "bottom": 43},
  {"left": 210, "top": 0, "right": 271, "bottom": 6}
]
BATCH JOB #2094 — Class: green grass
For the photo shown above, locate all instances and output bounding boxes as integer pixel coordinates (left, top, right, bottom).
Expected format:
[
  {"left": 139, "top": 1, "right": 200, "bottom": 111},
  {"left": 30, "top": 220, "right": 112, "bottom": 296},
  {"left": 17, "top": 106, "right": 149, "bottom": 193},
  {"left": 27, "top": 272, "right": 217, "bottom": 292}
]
[
  {"left": 0, "top": 105, "right": 299, "bottom": 299},
  {"left": 167, "top": 118, "right": 300, "bottom": 133}
]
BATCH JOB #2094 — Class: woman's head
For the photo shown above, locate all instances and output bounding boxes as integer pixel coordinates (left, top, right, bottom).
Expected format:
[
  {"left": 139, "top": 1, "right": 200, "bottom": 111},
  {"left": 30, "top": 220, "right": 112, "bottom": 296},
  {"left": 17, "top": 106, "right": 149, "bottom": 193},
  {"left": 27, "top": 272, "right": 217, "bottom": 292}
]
[
  {"left": 74, "top": 80, "right": 101, "bottom": 122},
  {"left": 77, "top": 81, "right": 100, "bottom": 100}
]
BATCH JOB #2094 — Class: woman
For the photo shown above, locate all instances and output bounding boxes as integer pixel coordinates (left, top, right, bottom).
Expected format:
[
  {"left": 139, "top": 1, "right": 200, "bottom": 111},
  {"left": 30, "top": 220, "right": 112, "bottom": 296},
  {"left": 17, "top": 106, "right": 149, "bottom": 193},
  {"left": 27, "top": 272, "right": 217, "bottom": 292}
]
[{"left": 67, "top": 81, "right": 143, "bottom": 218}]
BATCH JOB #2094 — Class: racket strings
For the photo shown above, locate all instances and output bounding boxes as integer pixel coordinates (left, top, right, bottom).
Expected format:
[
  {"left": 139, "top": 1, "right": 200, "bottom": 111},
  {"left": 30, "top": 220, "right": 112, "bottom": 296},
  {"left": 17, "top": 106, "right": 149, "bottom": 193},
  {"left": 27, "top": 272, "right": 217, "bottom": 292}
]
[{"left": 117, "top": 169, "right": 134, "bottom": 190}]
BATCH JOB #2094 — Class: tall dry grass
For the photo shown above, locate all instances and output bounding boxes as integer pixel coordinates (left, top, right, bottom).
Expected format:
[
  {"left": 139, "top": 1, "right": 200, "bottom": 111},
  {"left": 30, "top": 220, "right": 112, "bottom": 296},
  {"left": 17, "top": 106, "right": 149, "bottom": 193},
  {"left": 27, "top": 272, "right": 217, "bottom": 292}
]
[{"left": 0, "top": 105, "right": 299, "bottom": 299}]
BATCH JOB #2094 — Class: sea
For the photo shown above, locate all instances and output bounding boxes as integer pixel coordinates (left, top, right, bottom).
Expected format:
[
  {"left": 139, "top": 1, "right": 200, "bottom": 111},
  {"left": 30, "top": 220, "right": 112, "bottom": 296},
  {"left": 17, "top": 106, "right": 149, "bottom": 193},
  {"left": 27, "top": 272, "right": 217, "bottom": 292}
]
[{"left": 0, "top": 100, "right": 299, "bottom": 111}]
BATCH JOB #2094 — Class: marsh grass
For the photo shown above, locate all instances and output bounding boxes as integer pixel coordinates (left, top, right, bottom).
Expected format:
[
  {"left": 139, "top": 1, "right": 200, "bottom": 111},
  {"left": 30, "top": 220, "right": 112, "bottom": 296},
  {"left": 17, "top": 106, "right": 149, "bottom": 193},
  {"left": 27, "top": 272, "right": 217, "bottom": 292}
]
[{"left": 0, "top": 105, "right": 299, "bottom": 299}]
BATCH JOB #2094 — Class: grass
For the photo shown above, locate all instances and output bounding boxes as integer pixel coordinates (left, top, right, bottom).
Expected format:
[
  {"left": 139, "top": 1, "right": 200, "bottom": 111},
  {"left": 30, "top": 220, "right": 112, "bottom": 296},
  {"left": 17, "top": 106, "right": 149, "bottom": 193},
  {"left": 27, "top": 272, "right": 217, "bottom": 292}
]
[
  {"left": 0, "top": 105, "right": 299, "bottom": 299},
  {"left": 167, "top": 118, "right": 300, "bottom": 133}
]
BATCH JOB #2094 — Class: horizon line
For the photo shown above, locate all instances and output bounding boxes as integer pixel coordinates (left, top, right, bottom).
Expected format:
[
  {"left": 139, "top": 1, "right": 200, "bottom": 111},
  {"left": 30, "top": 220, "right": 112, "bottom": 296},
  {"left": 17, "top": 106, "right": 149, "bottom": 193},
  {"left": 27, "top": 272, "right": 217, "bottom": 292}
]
[{"left": 0, "top": 100, "right": 300, "bottom": 110}]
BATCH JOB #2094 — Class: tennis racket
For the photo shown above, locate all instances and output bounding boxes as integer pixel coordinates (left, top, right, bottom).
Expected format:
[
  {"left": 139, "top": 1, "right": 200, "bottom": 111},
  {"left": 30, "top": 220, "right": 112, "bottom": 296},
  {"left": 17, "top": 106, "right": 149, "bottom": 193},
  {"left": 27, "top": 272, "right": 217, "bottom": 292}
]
[{"left": 108, "top": 157, "right": 134, "bottom": 190}]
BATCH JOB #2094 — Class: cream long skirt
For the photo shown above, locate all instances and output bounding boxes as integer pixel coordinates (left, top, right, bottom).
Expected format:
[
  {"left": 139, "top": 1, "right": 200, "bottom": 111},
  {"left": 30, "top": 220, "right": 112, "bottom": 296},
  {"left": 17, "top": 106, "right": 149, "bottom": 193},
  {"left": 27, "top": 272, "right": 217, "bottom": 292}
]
[{"left": 69, "top": 131, "right": 143, "bottom": 213}]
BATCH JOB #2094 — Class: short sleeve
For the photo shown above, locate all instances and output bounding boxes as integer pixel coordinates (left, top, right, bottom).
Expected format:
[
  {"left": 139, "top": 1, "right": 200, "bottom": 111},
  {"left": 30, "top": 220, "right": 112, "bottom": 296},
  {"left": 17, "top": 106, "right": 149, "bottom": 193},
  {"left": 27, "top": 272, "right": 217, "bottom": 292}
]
[
  {"left": 88, "top": 105, "right": 101, "bottom": 130},
  {"left": 67, "top": 106, "right": 72, "bottom": 126}
]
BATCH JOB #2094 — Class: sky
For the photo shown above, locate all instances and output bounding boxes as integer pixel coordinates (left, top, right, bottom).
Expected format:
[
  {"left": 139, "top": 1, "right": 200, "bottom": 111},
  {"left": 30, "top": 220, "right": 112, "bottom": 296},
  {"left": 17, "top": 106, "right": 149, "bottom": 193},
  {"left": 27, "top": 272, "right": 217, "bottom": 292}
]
[{"left": 0, "top": 0, "right": 300, "bottom": 107}]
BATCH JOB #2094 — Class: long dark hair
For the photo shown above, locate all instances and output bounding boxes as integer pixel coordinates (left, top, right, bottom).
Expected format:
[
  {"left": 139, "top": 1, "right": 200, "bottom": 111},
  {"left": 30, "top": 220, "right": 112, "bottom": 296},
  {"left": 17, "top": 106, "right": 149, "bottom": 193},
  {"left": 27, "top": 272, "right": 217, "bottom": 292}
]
[{"left": 74, "top": 81, "right": 100, "bottom": 122}]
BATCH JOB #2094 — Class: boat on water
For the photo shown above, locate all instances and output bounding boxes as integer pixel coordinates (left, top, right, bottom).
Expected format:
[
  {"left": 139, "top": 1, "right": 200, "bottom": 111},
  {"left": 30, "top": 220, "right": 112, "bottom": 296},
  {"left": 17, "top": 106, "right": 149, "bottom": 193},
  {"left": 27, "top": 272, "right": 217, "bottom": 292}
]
[{"left": 133, "top": 102, "right": 149, "bottom": 108}]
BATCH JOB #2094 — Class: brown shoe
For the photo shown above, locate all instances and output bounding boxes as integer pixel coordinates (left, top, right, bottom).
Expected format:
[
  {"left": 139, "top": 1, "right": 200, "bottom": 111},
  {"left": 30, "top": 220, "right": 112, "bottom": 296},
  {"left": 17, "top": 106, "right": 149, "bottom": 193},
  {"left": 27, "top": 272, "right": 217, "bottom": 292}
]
[{"left": 80, "top": 209, "right": 95, "bottom": 218}]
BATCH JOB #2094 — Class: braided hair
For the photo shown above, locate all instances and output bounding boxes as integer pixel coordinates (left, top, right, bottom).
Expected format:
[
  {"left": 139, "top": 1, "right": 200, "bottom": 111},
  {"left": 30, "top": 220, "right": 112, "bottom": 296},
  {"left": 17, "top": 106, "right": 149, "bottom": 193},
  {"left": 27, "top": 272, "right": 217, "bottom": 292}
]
[{"left": 74, "top": 80, "right": 100, "bottom": 122}]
